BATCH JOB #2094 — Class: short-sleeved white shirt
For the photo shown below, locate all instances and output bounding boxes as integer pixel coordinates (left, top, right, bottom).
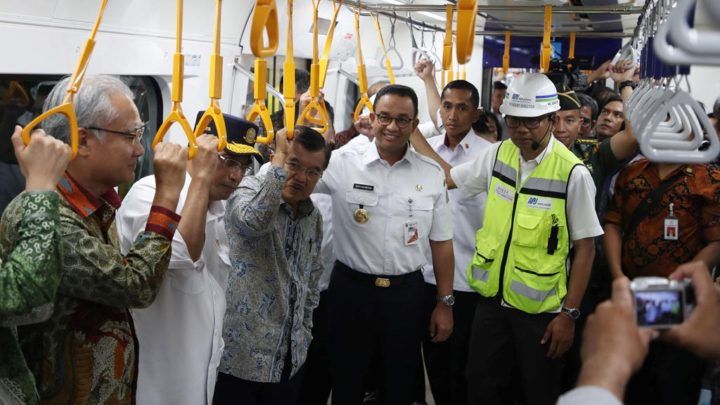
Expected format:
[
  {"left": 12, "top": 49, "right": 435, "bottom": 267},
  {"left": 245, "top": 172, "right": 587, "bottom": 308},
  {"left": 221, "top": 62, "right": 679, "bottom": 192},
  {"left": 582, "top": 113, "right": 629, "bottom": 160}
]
[
  {"left": 315, "top": 139, "right": 453, "bottom": 275},
  {"left": 423, "top": 131, "right": 493, "bottom": 292},
  {"left": 450, "top": 136, "right": 603, "bottom": 241}
]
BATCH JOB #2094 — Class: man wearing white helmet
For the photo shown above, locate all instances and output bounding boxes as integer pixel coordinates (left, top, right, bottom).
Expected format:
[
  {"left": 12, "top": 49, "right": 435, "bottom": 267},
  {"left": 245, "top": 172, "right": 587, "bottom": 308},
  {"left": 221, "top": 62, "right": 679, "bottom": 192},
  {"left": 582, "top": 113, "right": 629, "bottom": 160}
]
[{"left": 413, "top": 73, "right": 603, "bottom": 404}]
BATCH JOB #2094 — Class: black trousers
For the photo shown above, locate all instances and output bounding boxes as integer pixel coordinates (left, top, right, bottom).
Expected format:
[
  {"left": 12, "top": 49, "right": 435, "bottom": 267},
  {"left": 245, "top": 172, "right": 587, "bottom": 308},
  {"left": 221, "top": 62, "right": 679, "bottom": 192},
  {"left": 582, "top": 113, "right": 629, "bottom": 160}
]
[
  {"left": 298, "top": 290, "right": 332, "bottom": 405},
  {"left": 214, "top": 361, "right": 305, "bottom": 405},
  {"left": 328, "top": 261, "right": 426, "bottom": 405},
  {"left": 625, "top": 341, "right": 704, "bottom": 405},
  {"left": 422, "top": 284, "right": 479, "bottom": 405},
  {"left": 466, "top": 297, "right": 564, "bottom": 405}
]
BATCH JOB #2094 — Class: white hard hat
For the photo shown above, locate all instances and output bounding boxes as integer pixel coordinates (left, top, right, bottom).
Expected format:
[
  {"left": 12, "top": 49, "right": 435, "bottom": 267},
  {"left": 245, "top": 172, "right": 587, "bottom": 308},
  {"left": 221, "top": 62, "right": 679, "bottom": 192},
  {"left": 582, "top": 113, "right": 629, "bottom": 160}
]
[{"left": 499, "top": 73, "right": 560, "bottom": 118}]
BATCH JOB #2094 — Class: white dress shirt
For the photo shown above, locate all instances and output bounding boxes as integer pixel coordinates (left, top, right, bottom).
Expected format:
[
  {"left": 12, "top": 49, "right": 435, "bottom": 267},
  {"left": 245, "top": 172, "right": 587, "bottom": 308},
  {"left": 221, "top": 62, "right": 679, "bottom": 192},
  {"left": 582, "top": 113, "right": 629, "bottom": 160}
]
[
  {"left": 451, "top": 136, "right": 604, "bottom": 242},
  {"left": 315, "top": 139, "right": 453, "bottom": 275},
  {"left": 116, "top": 173, "right": 228, "bottom": 405},
  {"left": 423, "top": 131, "right": 493, "bottom": 292},
  {"left": 556, "top": 386, "right": 622, "bottom": 405}
]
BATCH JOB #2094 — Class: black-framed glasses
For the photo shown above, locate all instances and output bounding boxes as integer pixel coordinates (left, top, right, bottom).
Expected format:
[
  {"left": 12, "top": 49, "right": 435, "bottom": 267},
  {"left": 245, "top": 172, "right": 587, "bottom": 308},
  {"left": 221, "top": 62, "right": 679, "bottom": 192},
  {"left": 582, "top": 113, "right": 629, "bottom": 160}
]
[
  {"left": 504, "top": 115, "right": 549, "bottom": 130},
  {"left": 375, "top": 114, "right": 414, "bottom": 129},
  {"left": 218, "top": 153, "right": 250, "bottom": 172},
  {"left": 285, "top": 160, "right": 323, "bottom": 181},
  {"left": 580, "top": 117, "right": 593, "bottom": 126},
  {"left": 87, "top": 122, "right": 147, "bottom": 144}
]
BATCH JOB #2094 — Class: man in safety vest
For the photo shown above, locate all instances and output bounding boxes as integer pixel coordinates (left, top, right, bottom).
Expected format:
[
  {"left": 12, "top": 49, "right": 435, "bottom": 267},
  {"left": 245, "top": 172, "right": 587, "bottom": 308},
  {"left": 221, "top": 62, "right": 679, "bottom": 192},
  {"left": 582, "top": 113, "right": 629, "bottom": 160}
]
[{"left": 438, "top": 73, "right": 603, "bottom": 405}]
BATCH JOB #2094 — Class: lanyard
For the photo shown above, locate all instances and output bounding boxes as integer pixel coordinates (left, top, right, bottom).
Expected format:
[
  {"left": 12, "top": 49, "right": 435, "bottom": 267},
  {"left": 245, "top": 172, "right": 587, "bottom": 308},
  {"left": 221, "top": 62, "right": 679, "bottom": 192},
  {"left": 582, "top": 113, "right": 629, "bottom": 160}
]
[
  {"left": 352, "top": 6, "right": 374, "bottom": 121},
  {"left": 195, "top": 0, "right": 230, "bottom": 151},
  {"left": 153, "top": 0, "right": 198, "bottom": 159},
  {"left": 21, "top": 0, "right": 109, "bottom": 159},
  {"left": 297, "top": 0, "right": 331, "bottom": 134},
  {"left": 246, "top": 0, "right": 279, "bottom": 145},
  {"left": 318, "top": 0, "right": 343, "bottom": 89}
]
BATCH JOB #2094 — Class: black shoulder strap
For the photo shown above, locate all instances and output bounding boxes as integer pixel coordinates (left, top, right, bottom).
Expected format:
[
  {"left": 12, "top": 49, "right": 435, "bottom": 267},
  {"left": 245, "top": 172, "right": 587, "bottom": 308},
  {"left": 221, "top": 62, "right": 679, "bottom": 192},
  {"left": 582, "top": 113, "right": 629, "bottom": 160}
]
[{"left": 626, "top": 170, "right": 685, "bottom": 232}]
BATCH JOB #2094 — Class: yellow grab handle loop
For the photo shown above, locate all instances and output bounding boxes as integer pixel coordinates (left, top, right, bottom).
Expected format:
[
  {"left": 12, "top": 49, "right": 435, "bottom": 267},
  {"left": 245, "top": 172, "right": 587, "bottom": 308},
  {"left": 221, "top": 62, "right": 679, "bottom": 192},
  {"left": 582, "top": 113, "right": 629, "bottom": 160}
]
[
  {"left": 441, "top": 5, "right": 454, "bottom": 87},
  {"left": 455, "top": 0, "right": 477, "bottom": 65},
  {"left": 354, "top": 95, "right": 374, "bottom": 122},
  {"left": 297, "top": 0, "right": 329, "bottom": 134},
  {"left": 153, "top": 105, "right": 198, "bottom": 159},
  {"left": 21, "top": 0, "right": 108, "bottom": 159},
  {"left": 319, "top": 0, "right": 343, "bottom": 89},
  {"left": 250, "top": 0, "right": 279, "bottom": 57},
  {"left": 458, "top": 64, "right": 466, "bottom": 80},
  {"left": 502, "top": 31, "right": 511, "bottom": 75},
  {"left": 540, "top": 5, "right": 552, "bottom": 72},
  {"left": 194, "top": 101, "right": 227, "bottom": 150},
  {"left": 154, "top": 0, "right": 196, "bottom": 159},
  {"left": 568, "top": 32, "right": 576, "bottom": 60},
  {"left": 196, "top": 0, "right": 227, "bottom": 150},
  {"left": 352, "top": 7, "right": 374, "bottom": 121},
  {"left": 4, "top": 81, "right": 30, "bottom": 106},
  {"left": 247, "top": 58, "right": 275, "bottom": 144},
  {"left": 282, "top": 0, "right": 296, "bottom": 140},
  {"left": 373, "top": 15, "right": 396, "bottom": 84}
]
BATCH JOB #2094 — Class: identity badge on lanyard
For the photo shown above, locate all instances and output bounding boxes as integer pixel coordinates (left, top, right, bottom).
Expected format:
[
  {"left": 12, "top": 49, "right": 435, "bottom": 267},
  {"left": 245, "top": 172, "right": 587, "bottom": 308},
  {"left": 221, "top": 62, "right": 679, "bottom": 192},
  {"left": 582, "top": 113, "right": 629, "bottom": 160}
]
[{"left": 664, "top": 203, "right": 679, "bottom": 241}]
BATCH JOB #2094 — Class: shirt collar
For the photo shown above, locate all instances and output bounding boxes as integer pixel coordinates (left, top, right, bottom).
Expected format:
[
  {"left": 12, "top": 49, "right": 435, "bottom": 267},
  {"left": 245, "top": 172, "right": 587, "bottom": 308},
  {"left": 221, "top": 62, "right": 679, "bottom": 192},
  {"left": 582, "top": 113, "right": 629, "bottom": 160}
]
[
  {"left": 57, "top": 173, "right": 121, "bottom": 218},
  {"left": 439, "top": 129, "right": 484, "bottom": 153},
  {"left": 363, "top": 140, "right": 413, "bottom": 167}
]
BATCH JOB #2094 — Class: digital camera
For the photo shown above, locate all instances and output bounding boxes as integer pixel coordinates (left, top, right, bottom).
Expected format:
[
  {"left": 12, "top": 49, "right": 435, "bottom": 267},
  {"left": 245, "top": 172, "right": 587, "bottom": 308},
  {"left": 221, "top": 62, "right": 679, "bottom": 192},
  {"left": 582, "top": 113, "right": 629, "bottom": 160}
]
[{"left": 630, "top": 277, "right": 695, "bottom": 329}]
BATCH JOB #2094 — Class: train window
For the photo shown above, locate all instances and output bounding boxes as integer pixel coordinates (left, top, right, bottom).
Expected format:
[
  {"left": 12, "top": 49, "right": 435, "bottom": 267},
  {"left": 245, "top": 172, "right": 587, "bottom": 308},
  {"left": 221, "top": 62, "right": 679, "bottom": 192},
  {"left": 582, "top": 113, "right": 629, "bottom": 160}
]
[{"left": 0, "top": 75, "right": 163, "bottom": 207}]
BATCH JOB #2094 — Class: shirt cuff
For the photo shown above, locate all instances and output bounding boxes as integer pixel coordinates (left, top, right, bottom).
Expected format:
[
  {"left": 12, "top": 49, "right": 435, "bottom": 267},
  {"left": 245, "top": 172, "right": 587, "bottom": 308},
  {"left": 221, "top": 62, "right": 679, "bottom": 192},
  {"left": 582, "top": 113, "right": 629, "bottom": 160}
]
[{"left": 145, "top": 205, "right": 181, "bottom": 240}]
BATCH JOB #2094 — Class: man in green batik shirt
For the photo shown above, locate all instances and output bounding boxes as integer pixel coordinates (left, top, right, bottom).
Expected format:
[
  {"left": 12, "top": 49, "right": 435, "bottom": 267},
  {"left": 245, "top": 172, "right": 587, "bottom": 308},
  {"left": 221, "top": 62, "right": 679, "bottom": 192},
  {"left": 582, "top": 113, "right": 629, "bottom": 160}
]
[
  {"left": 0, "top": 127, "right": 71, "bottom": 404},
  {"left": 2, "top": 75, "right": 189, "bottom": 405}
]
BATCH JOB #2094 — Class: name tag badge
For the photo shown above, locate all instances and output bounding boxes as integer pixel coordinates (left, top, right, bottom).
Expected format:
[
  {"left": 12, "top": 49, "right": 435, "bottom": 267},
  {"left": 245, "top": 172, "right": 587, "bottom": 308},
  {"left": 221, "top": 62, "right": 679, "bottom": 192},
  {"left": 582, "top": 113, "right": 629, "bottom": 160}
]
[
  {"left": 404, "top": 220, "right": 420, "bottom": 246},
  {"left": 353, "top": 183, "right": 375, "bottom": 191},
  {"left": 664, "top": 218, "right": 679, "bottom": 240},
  {"left": 494, "top": 184, "right": 514, "bottom": 202}
]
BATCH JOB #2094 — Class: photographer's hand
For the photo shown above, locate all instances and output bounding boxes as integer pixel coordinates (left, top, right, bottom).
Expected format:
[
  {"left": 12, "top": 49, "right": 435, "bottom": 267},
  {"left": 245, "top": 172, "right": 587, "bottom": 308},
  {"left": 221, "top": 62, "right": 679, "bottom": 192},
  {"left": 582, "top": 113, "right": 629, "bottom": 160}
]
[{"left": 663, "top": 261, "right": 720, "bottom": 359}]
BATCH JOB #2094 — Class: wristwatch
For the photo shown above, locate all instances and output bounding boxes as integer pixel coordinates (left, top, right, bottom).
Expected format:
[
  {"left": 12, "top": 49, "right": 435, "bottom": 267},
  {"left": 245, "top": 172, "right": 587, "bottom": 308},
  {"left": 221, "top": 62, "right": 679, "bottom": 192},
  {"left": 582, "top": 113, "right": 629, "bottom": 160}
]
[
  {"left": 437, "top": 294, "right": 455, "bottom": 307},
  {"left": 619, "top": 80, "right": 637, "bottom": 92},
  {"left": 561, "top": 306, "right": 581, "bottom": 320}
]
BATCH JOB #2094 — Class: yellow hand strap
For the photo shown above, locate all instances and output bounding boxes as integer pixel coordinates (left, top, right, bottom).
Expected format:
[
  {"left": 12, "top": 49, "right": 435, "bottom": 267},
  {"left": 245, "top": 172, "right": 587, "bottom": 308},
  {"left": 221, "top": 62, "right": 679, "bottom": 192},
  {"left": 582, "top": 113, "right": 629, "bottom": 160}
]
[
  {"left": 441, "top": 4, "right": 454, "bottom": 87},
  {"left": 353, "top": 6, "right": 373, "bottom": 122},
  {"left": 568, "top": 32, "right": 576, "bottom": 60},
  {"left": 246, "top": 0, "right": 279, "bottom": 144},
  {"left": 319, "top": 0, "right": 343, "bottom": 89},
  {"left": 21, "top": 0, "right": 108, "bottom": 159},
  {"left": 455, "top": 0, "right": 477, "bottom": 65},
  {"left": 153, "top": 0, "right": 197, "bottom": 159},
  {"left": 540, "top": 5, "right": 552, "bottom": 72},
  {"left": 297, "top": 0, "right": 329, "bottom": 134},
  {"left": 195, "top": 0, "right": 228, "bottom": 150},
  {"left": 4, "top": 81, "right": 30, "bottom": 106},
  {"left": 502, "top": 31, "right": 511, "bottom": 75},
  {"left": 373, "top": 15, "right": 396, "bottom": 84},
  {"left": 282, "top": 0, "right": 296, "bottom": 141}
]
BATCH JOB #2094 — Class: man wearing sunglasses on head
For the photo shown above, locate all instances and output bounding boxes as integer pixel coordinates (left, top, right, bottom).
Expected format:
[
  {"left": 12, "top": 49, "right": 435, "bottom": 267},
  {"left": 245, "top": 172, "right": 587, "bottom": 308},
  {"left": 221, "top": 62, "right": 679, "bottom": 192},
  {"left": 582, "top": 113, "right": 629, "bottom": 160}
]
[
  {"left": 411, "top": 73, "right": 602, "bottom": 405},
  {"left": 116, "top": 113, "right": 261, "bottom": 405}
]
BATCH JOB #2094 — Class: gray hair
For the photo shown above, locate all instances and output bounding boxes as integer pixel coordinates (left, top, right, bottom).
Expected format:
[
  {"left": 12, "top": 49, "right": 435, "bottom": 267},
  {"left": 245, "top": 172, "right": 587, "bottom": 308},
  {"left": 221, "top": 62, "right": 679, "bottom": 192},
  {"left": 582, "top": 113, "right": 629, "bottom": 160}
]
[{"left": 42, "top": 75, "right": 134, "bottom": 144}]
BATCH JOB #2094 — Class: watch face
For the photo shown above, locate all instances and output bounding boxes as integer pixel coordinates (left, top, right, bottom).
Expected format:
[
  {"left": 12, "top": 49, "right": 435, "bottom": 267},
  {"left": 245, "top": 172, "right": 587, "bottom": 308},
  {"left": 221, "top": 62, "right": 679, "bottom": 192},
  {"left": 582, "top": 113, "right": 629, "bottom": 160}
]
[{"left": 447, "top": 296, "right": 456, "bottom": 306}]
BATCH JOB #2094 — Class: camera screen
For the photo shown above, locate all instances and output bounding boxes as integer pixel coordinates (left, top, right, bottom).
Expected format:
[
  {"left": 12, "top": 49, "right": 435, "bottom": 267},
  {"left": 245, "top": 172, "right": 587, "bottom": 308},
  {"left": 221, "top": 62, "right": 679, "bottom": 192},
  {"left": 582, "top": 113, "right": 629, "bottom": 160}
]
[{"left": 635, "top": 290, "right": 683, "bottom": 327}]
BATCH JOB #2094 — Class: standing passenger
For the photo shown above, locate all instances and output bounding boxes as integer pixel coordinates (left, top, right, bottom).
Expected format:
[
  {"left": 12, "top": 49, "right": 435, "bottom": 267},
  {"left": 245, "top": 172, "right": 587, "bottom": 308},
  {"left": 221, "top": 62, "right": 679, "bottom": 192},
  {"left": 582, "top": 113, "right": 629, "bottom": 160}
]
[
  {"left": 116, "top": 115, "right": 261, "bottom": 405},
  {"left": 217, "top": 126, "right": 328, "bottom": 405},
  {"left": 316, "top": 84, "right": 455, "bottom": 405},
  {"left": 12, "top": 75, "right": 188, "bottom": 404}
]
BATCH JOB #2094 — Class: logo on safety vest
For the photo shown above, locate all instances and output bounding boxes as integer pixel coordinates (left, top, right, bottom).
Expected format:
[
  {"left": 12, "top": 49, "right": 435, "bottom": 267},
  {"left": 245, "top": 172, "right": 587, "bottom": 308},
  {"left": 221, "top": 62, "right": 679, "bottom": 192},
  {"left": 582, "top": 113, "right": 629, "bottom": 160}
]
[{"left": 527, "top": 196, "right": 552, "bottom": 210}]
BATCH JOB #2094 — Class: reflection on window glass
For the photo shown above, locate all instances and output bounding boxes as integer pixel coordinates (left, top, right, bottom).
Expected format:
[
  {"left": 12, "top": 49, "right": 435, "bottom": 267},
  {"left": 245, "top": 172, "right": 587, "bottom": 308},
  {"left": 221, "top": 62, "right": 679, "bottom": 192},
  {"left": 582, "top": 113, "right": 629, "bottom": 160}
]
[{"left": 0, "top": 75, "right": 163, "bottom": 209}]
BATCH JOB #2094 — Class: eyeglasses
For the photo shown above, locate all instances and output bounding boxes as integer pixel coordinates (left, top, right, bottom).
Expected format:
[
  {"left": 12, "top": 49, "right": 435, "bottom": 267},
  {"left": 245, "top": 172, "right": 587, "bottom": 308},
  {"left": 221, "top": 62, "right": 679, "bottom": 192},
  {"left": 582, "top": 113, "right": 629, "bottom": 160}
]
[
  {"left": 375, "top": 114, "right": 414, "bottom": 129},
  {"left": 285, "top": 160, "right": 323, "bottom": 181},
  {"left": 504, "top": 115, "right": 549, "bottom": 130},
  {"left": 581, "top": 117, "right": 593, "bottom": 126},
  {"left": 218, "top": 154, "right": 250, "bottom": 173},
  {"left": 87, "top": 122, "right": 147, "bottom": 145}
]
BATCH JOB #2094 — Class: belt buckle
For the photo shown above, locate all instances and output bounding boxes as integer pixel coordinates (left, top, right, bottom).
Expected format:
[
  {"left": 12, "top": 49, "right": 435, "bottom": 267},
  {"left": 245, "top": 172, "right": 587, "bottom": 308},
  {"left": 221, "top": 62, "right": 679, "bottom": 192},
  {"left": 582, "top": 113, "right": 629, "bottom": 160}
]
[{"left": 374, "top": 277, "right": 391, "bottom": 288}]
